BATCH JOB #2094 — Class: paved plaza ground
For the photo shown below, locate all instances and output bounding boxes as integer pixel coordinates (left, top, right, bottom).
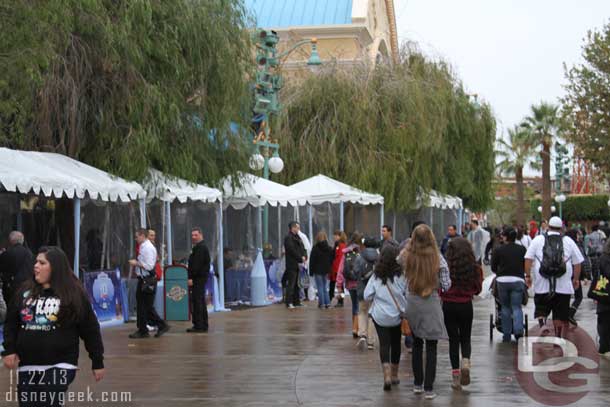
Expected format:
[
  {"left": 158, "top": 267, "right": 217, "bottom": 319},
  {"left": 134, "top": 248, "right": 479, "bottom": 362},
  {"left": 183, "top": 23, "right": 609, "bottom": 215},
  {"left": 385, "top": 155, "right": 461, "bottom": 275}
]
[{"left": 1, "top": 291, "right": 609, "bottom": 407}]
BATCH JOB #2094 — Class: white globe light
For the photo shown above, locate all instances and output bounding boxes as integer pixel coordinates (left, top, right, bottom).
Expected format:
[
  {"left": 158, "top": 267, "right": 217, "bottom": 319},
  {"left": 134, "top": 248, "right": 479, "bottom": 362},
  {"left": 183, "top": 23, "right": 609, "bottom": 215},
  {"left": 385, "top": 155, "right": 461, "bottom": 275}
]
[
  {"left": 555, "top": 194, "right": 567, "bottom": 203},
  {"left": 268, "top": 156, "right": 284, "bottom": 174},
  {"left": 537, "top": 206, "right": 543, "bottom": 213},
  {"left": 249, "top": 154, "right": 265, "bottom": 171},
  {"left": 551, "top": 205, "right": 557, "bottom": 213},
  {"left": 607, "top": 199, "right": 610, "bottom": 208}
]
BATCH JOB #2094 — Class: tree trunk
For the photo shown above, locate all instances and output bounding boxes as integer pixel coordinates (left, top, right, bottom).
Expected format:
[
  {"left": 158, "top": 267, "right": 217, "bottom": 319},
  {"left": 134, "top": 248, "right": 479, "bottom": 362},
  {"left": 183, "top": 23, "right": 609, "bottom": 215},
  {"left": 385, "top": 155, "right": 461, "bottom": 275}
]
[
  {"left": 541, "top": 140, "right": 552, "bottom": 220},
  {"left": 515, "top": 165, "right": 525, "bottom": 226}
]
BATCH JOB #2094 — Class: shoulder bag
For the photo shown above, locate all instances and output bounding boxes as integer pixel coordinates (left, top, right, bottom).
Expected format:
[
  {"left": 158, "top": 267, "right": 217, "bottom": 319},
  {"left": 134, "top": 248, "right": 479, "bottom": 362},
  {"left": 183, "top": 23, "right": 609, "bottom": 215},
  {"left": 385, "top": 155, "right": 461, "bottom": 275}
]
[{"left": 386, "top": 281, "right": 412, "bottom": 336}]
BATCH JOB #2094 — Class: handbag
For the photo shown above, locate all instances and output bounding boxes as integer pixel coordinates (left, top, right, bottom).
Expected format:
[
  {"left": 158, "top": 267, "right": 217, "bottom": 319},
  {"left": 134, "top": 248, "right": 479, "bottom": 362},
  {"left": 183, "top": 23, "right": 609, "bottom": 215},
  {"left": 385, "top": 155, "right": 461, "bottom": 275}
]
[
  {"left": 386, "top": 282, "right": 412, "bottom": 336},
  {"left": 140, "top": 272, "right": 157, "bottom": 294},
  {"left": 588, "top": 272, "right": 610, "bottom": 304}
]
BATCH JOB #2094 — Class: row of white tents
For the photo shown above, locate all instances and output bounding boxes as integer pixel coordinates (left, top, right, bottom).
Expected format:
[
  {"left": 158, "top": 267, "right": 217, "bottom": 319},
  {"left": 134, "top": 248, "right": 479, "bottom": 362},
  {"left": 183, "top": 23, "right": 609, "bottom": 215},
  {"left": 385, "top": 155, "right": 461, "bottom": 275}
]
[{"left": 0, "top": 147, "right": 469, "bottom": 309}]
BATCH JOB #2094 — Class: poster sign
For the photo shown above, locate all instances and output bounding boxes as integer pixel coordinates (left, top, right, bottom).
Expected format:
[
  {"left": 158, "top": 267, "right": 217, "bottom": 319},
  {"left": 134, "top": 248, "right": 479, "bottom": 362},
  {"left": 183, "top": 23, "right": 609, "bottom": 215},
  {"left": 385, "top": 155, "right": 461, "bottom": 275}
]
[{"left": 83, "top": 269, "right": 126, "bottom": 326}]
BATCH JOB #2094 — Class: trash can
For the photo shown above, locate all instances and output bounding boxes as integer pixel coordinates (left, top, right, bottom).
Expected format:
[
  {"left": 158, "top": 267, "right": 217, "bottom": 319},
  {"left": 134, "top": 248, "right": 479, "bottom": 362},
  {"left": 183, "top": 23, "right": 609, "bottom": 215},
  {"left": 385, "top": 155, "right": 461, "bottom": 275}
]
[{"left": 164, "top": 265, "right": 190, "bottom": 321}]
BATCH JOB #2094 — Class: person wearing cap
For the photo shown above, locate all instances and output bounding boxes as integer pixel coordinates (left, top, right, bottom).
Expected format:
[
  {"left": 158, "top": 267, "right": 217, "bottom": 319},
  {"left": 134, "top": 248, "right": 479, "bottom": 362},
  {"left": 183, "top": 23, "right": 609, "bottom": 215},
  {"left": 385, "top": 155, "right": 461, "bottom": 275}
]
[
  {"left": 524, "top": 216, "right": 584, "bottom": 337},
  {"left": 491, "top": 228, "right": 527, "bottom": 342}
]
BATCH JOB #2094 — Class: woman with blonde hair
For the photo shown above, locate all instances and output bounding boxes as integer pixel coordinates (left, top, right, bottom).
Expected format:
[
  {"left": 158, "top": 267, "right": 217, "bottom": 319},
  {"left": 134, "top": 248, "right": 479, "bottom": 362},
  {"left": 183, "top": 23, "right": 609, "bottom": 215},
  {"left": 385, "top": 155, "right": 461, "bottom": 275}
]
[
  {"left": 402, "top": 224, "right": 450, "bottom": 400},
  {"left": 309, "top": 231, "right": 334, "bottom": 309}
]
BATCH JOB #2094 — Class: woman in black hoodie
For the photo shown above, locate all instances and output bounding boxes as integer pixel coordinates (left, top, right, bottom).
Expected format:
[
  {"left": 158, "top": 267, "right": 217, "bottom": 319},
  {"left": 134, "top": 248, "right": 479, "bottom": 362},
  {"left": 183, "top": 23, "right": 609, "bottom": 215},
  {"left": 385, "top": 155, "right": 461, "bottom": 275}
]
[
  {"left": 2, "top": 246, "right": 104, "bottom": 406},
  {"left": 309, "top": 232, "right": 334, "bottom": 309}
]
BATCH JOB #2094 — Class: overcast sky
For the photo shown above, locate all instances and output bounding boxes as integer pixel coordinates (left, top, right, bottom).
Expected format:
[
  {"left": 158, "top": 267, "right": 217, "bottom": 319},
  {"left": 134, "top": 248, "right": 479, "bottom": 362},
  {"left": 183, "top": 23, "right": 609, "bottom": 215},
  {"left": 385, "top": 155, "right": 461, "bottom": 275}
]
[{"left": 395, "top": 0, "right": 609, "bottom": 141}]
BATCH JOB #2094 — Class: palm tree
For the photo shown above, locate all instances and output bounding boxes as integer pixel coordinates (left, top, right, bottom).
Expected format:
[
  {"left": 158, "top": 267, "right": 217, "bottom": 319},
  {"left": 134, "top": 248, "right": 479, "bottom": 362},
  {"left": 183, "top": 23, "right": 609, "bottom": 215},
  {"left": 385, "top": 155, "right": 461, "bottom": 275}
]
[
  {"left": 496, "top": 126, "right": 539, "bottom": 226},
  {"left": 521, "top": 102, "right": 563, "bottom": 221}
]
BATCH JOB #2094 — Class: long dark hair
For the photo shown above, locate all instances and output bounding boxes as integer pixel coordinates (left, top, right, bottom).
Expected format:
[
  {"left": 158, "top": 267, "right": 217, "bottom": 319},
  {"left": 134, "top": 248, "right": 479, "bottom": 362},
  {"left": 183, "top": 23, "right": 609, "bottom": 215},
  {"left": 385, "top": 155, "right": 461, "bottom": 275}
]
[
  {"left": 21, "top": 246, "right": 86, "bottom": 323},
  {"left": 374, "top": 245, "right": 402, "bottom": 285},
  {"left": 446, "top": 237, "right": 479, "bottom": 290}
]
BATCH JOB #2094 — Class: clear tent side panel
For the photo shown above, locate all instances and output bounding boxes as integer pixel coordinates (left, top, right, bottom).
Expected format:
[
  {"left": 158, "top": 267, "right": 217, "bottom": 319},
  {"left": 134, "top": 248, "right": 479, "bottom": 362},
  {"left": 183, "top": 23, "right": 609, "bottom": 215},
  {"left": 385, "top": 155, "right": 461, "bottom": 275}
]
[
  {"left": 170, "top": 201, "right": 218, "bottom": 267},
  {"left": 344, "top": 203, "right": 382, "bottom": 239},
  {"left": 0, "top": 192, "right": 21, "bottom": 248},
  {"left": 311, "top": 203, "right": 341, "bottom": 243},
  {"left": 79, "top": 198, "right": 140, "bottom": 277}
]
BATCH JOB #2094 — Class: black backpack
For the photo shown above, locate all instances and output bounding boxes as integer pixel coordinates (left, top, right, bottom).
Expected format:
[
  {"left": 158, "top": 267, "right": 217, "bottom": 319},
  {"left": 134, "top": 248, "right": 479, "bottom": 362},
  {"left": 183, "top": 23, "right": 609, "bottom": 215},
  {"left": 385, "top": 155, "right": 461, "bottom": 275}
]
[
  {"left": 343, "top": 251, "right": 360, "bottom": 281},
  {"left": 539, "top": 233, "right": 567, "bottom": 294}
]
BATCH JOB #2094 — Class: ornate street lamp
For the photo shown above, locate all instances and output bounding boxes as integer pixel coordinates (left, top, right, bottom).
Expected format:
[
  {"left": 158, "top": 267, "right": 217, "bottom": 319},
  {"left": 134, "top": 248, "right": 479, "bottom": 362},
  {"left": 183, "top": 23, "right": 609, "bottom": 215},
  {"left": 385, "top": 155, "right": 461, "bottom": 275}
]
[{"left": 555, "top": 193, "right": 567, "bottom": 219}]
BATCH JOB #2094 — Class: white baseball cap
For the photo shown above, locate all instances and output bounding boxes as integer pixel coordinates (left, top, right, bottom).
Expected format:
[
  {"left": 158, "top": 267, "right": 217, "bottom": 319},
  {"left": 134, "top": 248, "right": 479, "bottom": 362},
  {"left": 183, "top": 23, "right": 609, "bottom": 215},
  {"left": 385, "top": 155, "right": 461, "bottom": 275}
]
[{"left": 549, "top": 216, "right": 563, "bottom": 229}]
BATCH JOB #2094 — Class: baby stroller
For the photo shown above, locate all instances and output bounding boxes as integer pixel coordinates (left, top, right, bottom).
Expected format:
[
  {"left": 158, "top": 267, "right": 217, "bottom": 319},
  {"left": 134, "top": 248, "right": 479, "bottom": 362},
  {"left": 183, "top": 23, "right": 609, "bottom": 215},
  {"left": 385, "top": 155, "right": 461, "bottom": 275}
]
[{"left": 489, "top": 277, "right": 529, "bottom": 342}]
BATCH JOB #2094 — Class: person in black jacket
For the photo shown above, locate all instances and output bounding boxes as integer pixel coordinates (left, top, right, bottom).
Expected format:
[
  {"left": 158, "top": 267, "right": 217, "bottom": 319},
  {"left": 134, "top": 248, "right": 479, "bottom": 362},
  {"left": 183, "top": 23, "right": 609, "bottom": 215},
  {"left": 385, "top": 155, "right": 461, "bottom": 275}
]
[
  {"left": 597, "top": 240, "right": 610, "bottom": 359},
  {"left": 2, "top": 246, "right": 104, "bottom": 406},
  {"left": 491, "top": 227, "right": 527, "bottom": 342},
  {"left": 284, "top": 222, "right": 306, "bottom": 309},
  {"left": 309, "top": 231, "right": 334, "bottom": 309},
  {"left": 0, "top": 231, "right": 34, "bottom": 305},
  {"left": 187, "top": 227, "right": 211, "bottom": 333}
]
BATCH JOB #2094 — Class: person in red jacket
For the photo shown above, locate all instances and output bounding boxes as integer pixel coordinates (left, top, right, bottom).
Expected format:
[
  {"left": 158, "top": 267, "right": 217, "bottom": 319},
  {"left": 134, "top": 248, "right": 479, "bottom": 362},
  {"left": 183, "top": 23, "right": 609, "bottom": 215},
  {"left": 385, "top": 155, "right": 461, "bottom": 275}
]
[
  {"left": 440, "top": 237, "right": 483, "bottom": 391},
  {"left": 330, "top": 230, "right": 347, "bottom": 307}
]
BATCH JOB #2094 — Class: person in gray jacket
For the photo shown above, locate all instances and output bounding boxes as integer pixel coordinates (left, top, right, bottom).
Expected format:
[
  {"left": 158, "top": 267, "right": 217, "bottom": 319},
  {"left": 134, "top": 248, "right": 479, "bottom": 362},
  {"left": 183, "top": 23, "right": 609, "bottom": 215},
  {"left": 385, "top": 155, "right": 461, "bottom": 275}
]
[{"left": 364, "top": 245, "right": 407, "bottom": 391}]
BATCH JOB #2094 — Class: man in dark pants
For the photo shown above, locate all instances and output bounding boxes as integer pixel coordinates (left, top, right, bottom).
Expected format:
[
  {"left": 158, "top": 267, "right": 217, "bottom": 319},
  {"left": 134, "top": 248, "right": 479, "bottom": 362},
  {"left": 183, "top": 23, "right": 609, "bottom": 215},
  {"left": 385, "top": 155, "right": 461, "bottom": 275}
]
[
  {"left": 0, "top": 231, "right": 33, "bottom": 305},
  {"left": 129, "top": 229, "right": 169, "bottom": 339},
  {"left": 187, "top": 227, "right": 211, "bottom": 332},
  {"left": 283, "top": 222, "right": 306, "bottom": 309}
]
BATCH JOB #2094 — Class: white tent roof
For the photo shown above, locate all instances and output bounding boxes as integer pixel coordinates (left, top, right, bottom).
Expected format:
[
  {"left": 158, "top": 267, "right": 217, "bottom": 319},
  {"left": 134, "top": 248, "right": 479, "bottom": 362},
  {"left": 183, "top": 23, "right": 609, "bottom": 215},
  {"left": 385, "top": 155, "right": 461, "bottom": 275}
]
[
  {"left": 290, "top": 174, "right": 384, "bottom": 205},
  {"left": 417, "top": 189, "right": 463, "bottom": 210},
  {"left": 0, "top": 148, "right": 146, "bottom": 202},
  {"left": 144, "top": 169, "right": 221, "bottom": 203},
  {"left": 222, "top": 173, "right": 309, "bottom": 209}
]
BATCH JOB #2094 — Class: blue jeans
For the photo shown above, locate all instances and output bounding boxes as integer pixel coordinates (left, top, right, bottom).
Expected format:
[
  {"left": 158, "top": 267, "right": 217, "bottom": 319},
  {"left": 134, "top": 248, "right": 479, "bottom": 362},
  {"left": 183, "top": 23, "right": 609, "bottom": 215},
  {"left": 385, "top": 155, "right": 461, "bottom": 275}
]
[
  {"left": 497, "top": 281, "right": 525, "bottom": 341},
  {"left": 349, "top": 289, "right": 359, "bottom": 316},
  {"left": 314, "top": 274, "right": 330, "bottom": 306}
]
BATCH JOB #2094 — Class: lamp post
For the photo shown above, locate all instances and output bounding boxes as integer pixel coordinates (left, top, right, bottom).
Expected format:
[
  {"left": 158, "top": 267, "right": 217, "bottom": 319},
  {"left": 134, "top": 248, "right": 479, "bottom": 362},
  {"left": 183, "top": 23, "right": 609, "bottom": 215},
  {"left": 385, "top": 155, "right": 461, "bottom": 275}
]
[
  {"left": 555, "top": 194, "right": 566, "bottom": 219},
  {"left": 251, "top": 29, "right": 322, "bottom": 245}
]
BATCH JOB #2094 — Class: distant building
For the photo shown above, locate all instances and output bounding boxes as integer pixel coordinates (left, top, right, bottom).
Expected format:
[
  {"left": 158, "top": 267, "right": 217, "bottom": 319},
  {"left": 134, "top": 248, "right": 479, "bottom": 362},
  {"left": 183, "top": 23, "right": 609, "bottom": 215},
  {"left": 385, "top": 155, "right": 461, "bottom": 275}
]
[{"left": 245, "top": 0, "right": 399, "bottom": 72}]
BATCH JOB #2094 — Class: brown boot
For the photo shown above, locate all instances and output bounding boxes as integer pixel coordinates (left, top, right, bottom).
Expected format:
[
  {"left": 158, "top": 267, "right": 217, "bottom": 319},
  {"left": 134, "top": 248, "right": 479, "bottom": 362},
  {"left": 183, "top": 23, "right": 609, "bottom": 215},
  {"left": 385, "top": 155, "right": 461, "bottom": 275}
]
[
  {"left": 461, "top": 358, "right": 471, "bottom": 386},
  {"left": 382, "top": 363, "right": 392, "bottom": 391},
  {"left": 352, "top": 315, "right": 359, "bottom": 339},
  {"left": 391, "top": 364, "right": 400, "bottom": 385}
]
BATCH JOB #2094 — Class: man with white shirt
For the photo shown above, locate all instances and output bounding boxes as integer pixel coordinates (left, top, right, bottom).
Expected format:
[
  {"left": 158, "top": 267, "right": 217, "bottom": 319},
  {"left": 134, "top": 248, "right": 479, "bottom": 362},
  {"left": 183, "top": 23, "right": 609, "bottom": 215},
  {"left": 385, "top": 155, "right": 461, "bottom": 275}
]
[
  {"left": 524, "top": 217, "right": 583, "bottom": 338},
  {"left": 128, "top": 229, "right": 169, "bottom": 339}
]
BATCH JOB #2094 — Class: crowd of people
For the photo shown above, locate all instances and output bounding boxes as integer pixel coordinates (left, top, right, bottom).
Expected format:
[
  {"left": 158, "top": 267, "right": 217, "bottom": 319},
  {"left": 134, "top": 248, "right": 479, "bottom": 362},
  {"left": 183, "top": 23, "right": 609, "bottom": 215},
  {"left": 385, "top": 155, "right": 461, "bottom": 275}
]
[{"left": 287, "top": 216, "right": 610, "bottom": 400}]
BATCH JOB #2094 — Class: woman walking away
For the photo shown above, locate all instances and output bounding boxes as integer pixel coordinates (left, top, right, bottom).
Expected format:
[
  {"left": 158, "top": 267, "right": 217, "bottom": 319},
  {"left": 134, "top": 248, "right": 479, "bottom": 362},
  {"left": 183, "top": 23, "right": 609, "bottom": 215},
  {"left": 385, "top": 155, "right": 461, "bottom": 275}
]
[
  {"left": 594, "top": 240, "right": 610, "bottom": 359},
  {"left": 2, "top": 247, "right": 104, "bottom": 407},
  {"left": 355, "top": 237, "right": 380, "bottom": 351},
  {"left": 402, "top": 224, "right": 450, "bottom": 400},
  {"left": 566, "top": 228, "right": 590, "bottom": 326},
  {"left": 309, "top": 232, "right": 334, "bottom": 309},
  {"left": 330, "top": 231, "right": 347, "bottom": 307},
  {"left": 441, "top": 237, "right": 483, "bottom": 390},
  {"left": 364, "top": 245, "right": 406, "bottom": 390},
  {"left": 337, "top": 231, "right": 364, "bottom": 338}
]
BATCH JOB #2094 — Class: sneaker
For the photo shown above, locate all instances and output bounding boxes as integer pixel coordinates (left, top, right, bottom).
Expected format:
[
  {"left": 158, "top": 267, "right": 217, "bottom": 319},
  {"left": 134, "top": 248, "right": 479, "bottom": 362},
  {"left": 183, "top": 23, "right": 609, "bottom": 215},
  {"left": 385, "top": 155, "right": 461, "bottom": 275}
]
[
  {"left": 155, "top": 325, "right": 170, "bottom": 338},
  {"left": 324, "top": 304, "right": 330, "bottom": 309},
  {"left": 568, "top": 316, "right": 578, "bottom": 327},
  {"left": 424, "top": 391, "right": 437, "bottom": 400},
  {"left": 186, "top": 327, "right": 208, "bottom": 333},
  {"left": 601, "top": 352, "right": 610, "bottom": 360},
  {"left": 461, "top": 358, "right": 471, "bottom": 386},
  {"left": 451, "top": 370, "right": 462, "bottom": 390},
  {"left": 367, "top": 343, "right": 374, "bottom": 350},
  {"left": 413, "top": 385, "right": 424, "bottom": 394},
  {"left": 287, "top": 304, "right": 295, "bottom": 309},
  {"left": 295, "top": 303, "right": 305, "bottom": 307},
  {"left": 357, "top": 337, "right": 367, "bottom": 352}
]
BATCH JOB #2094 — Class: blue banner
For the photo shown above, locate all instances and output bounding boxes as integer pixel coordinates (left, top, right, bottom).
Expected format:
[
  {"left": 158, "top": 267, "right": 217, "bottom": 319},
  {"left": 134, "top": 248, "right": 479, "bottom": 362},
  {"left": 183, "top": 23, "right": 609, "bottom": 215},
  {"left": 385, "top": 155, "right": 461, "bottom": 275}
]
[{"left": 83, "top": 269, "right": 126, "bottom": 326}]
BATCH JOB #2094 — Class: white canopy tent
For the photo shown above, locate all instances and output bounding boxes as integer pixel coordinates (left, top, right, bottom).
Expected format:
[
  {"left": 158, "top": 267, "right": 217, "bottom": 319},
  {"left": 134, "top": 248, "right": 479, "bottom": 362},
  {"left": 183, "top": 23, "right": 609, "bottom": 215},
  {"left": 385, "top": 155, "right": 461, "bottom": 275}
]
[
  {"left": 290, "top": 174, "right": 385, "bottom": 241},
  {"left": 0, "top": 148, "right": 146, "bottom": 276},
  {"left": 143, "top": 169, "right": 225, "bottom": 310},
  {"left": 221, "top": 173, "right": 310, "bottom": 305}
]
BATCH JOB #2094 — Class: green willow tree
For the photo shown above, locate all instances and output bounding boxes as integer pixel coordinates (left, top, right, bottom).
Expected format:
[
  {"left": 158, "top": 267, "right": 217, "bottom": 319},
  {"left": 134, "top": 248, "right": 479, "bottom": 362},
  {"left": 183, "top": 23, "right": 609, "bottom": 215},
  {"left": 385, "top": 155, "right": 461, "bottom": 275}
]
[
  {"left": 276, "top": 50, "right": 496, "bottom": 211},
  {"left": 562, "top": 22, "right": 610, "bottom": 179},
  {"left": 496, "top": 125, "right": 540, "bottom": 226},
  {"left": 0, "top": 0, "right": 254, "bottom": 184},
  {"left": 521, "top": 102, "right": 563, "bottom": 221}
]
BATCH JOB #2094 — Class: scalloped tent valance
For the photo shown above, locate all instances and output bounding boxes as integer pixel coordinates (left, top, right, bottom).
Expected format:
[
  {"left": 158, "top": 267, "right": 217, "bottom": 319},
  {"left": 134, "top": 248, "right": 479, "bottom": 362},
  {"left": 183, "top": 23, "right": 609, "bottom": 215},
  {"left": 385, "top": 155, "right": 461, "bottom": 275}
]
[
  {"left": 0, "top": 148, "right": 146, "bottom": 202},
  {"left": 290, "top": 174, "right": 384, "bottom": 206},
  {"left": 144, "top": 169, "right": 221, "bottom": 204},
  {"left": 417, "top": 189, "right": 463, "bottom": 210},
  {"left": 222, "top": 173, "right": 309, "bottom": 209}
]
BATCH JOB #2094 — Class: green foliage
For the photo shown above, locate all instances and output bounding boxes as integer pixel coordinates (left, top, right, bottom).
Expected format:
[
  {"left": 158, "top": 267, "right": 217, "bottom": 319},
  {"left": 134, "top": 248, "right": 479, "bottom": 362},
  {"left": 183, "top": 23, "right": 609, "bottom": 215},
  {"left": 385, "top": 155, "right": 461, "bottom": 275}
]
[
  {"left": 0, "top": 0, "right": 254, "bottom": 185},
  {"left": 529, "top": 195, "right": 610, "bottom": 222},
  {"left": 562, "top": 22, "right": 610, "bottom": 180},
  {"left": 276, "top": 49, "right": 496, "bottom": 211}
]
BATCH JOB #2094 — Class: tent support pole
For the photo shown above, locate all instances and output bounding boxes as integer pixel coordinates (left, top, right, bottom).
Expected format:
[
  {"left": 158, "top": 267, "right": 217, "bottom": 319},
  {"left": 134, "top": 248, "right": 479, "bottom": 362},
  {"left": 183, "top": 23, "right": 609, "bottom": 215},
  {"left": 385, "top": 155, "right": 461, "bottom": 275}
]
[
  {"left": 217, "top": 203, "right": 225, "bottom": 308},
  {"left": 139, "top": 198, "right": 147, "bottom": 228},
  {"left": 166, "top": 201, "right": 173, "bottom": 265},
  {"left": 308, "top": 204, "right": 313, "bottom": 243},
  {"left": 73, "top": 198, "right": 81, "bottom": 278},
  {"left": 339, "top": 201, "right": 344, "bottom": 231},
  {"left": 380, "top": 204, "right": 385, "bottom": 239}
]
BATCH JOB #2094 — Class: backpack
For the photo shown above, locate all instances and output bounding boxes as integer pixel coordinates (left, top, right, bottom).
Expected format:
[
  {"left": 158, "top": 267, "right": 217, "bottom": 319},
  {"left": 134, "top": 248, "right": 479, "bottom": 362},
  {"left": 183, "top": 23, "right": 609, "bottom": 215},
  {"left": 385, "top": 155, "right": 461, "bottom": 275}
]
[
  {"left": 588, "top": 231, "right": 605, "bottom": 256},
  {"left": 343, "top": 251, "right": 360, "bottom": 281},
  {"left": 538, "top": 233, "right": 567, "bottom": 294}
]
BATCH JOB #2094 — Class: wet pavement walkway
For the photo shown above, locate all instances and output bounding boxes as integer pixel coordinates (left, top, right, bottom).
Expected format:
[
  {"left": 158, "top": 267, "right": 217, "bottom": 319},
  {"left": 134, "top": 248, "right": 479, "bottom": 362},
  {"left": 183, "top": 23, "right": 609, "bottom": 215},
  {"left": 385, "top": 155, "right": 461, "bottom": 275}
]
[{"left": 1, "top": 291, "right": 608, "bottom": 407}]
